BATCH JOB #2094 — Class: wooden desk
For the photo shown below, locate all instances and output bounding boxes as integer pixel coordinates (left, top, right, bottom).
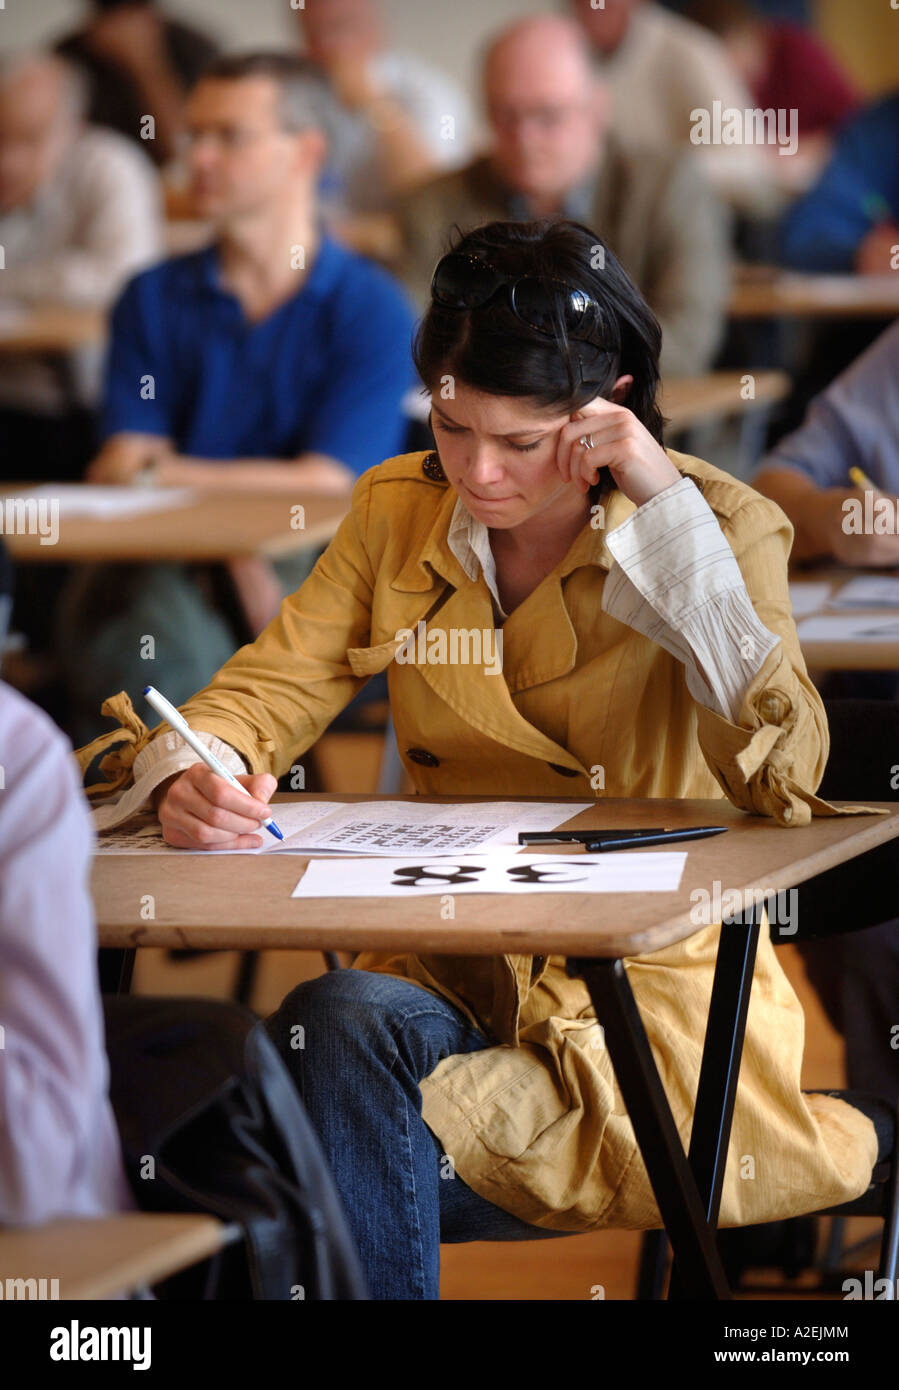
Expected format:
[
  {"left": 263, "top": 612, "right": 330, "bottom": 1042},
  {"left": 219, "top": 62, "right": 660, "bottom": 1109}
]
[
  {"left": 660, "top": 370, "right": 790, "bottom": 433},
  {"left": 730, "top": 269, "right": 899, "bottom": 320},
  {"left": 791, "top": 569, "right": 899, "bottom": 671},
  {"left": 92, "top": 793, "right": 899, "bottom": 956},
  {"left": 92, "top": 792, "right": 899, "bottom": 1300},
  {"left": 1, "top": 487, "right": 350, "bottom": 565},
  {"left": 0, "top": 1213, "right": 234, "bottom": 1299},
  {"left": 0, "top": 305, "right": 105, "bottom": 354}
]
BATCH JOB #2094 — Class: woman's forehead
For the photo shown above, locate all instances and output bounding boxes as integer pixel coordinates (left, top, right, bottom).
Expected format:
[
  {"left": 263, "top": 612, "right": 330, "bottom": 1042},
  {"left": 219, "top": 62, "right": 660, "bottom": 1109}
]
[{"left": 435, "top": 386, "right": 570, "bottom": 429}]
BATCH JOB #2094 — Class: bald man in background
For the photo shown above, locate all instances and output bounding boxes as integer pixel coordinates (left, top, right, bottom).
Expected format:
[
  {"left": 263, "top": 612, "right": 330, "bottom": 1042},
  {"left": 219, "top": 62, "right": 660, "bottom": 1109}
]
[
  {"left": 391, "top": 14, "right": 730, "bottom": 379},
  {"left": 0, "top": 53, "right": 160, "bottom": 701},
  {"left": 0, "top": 53, "right": 161, "bottom": 483}
]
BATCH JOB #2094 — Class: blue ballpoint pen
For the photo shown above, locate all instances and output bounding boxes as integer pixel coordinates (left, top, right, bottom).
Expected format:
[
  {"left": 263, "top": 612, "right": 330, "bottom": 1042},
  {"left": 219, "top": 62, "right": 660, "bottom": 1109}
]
[{"left": 143, "top": 684, "right": 284, "bottom": 841}]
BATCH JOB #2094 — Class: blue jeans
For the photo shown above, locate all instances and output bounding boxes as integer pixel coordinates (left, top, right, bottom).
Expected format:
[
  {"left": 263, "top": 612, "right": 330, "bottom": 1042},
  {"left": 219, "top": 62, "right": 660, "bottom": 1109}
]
[{"left": 264, "top": 967, "right": 571, "bottom": 1299}]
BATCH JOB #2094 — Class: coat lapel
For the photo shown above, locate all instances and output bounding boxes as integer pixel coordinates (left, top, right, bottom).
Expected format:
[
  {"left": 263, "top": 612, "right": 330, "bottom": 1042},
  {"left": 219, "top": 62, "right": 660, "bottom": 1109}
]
[{"left": 347, "top": 481, "right": 640, "bottom": 774}]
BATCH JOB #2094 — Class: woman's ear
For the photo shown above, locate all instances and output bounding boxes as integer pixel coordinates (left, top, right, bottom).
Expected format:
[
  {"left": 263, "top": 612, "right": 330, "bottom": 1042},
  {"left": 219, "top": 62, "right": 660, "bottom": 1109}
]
[{"left": 609, "top": 374, "right": 634, "bottom": 404}]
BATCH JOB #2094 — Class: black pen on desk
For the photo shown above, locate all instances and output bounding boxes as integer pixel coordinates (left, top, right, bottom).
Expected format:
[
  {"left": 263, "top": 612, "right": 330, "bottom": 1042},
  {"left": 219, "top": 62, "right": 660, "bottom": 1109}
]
[
  {"left": 585, "top": 826, "right": 728, "bottom": 853},
  {"left": 518, "top": 826, "right": 728, "bottom": 851},
  {"left": 519, "top": 828, "right": 668, "bottom": 845}
]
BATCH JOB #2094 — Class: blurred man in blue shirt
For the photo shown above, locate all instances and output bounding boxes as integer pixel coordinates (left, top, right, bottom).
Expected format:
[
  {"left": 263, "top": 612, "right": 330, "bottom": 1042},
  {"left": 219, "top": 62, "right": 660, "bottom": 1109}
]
[
  {"left": 779, "top": 93, "right": 899, "bottom": 274},
  {"left": 55, "top": 52, "right": 417, "bottom": 746}
]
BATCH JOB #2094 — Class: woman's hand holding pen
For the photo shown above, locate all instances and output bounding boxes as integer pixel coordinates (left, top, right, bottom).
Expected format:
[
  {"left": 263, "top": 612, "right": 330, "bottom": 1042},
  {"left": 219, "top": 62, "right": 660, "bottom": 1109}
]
[
  {"left": 155, "top": 763, "right": 279, "bottom": 851},
  {"left": 555, "top": 392, "right": 681, "bottom": 508}
]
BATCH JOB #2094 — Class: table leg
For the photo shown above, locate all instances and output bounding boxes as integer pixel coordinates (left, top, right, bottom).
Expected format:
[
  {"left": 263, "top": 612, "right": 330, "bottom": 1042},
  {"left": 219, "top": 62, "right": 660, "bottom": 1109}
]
[
  {"left": 668, "top": 907, "right": 761, "bottom": 1298},
  {"left": 98, "top": 947, "right": 135, "bottom": 995},
  {"left": 569, "top": 955, "right": 731, "bottom": 1298}
]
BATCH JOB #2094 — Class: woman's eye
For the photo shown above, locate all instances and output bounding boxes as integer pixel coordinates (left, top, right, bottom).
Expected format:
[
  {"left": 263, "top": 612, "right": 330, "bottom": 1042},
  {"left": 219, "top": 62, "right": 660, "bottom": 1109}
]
[
  {"left": 436, "top": 421, "right": 463, "bottom": 434},
  {"left": 511, "top": 440, "right": 542, "bottom": 453}
]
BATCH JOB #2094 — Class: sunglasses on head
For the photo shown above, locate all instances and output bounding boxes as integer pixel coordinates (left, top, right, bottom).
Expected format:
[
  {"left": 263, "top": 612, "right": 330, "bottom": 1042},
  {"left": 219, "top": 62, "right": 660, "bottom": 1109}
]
[{"left": 430, "top": 251, "right": 609, "bottom": 348}]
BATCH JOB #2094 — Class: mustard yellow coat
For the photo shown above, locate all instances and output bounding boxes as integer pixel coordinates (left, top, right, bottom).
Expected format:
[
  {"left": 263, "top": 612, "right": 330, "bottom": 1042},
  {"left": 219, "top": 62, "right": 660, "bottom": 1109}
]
[{"left": 83, "top": 449, "right": 879, "bottom": 1229}]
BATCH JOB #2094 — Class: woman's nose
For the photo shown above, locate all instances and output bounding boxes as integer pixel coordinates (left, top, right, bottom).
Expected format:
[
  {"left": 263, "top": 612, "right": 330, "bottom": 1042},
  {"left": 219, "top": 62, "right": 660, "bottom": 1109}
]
[{"left": 465, "top": 446, "right": 507, "bottom": 486}]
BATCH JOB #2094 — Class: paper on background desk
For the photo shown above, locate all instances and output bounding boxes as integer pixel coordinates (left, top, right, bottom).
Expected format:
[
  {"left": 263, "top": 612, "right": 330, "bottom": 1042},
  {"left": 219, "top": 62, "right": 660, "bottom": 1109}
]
[
  {"left": 9, "top": 484, "right": 197, "bottom": 519},
  {"left": 829, "top": 575, "right": 899, "bottom": 609},
  {"left": 796, "top": 613, "right": 899, "bottom": 643},
  {"left": 94, "top": 799, "right": 592, "bottom": 855},
  {"left": 788, "top": 581, "right": 832, "bottom": 618},
  {"left": 292, "top": 850, "right": 688, "bottom": 898}
]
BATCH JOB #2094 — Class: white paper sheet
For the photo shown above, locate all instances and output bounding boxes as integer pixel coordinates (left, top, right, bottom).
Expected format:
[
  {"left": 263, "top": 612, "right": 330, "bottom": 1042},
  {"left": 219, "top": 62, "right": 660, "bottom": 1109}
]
[
  {"left": 796, "top": 613, "right": 899, "bottom": 643},
  {"left": 94, "top": 799, "right": 593, "bottom": 856},
  {"left": 829, "top": 575, "right": 899, "bottom": 609},
  {"left": 6, "top": 484, "right": 198, "bottom": 518},
  {"left": 788, "top": 581, "right": 833, "bottom": 618},
  {"left": 291, "top": 849, "right": 688, "bottom": 898}
]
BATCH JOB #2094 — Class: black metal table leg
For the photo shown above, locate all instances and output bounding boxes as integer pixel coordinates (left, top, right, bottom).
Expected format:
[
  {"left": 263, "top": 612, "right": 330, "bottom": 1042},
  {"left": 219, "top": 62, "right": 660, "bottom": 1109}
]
[
  {"left": 668, "top": 906, "right": 762, "bottom": 1298},
  {"left": 569, "top": 955, "right": 731, "bottom": 1299},
  {"left": 98, "top": 947, "right": 135, "bottom": 994}
]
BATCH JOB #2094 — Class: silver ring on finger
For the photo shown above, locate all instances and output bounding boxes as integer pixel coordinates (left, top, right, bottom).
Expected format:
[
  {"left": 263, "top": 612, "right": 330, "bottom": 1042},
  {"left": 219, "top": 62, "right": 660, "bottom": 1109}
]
[{"left": 579, "top": 433, "right": 595, "bottom": 449}]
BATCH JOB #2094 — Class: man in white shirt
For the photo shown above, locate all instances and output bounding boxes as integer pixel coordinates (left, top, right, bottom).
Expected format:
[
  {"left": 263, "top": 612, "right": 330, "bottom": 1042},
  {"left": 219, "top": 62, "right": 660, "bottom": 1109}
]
[
  {"left": 296, "top": 0, "right": 474, "bottom": 254},
  {"left": 0, "top": 51, "right": 162, "bottom": 480}
]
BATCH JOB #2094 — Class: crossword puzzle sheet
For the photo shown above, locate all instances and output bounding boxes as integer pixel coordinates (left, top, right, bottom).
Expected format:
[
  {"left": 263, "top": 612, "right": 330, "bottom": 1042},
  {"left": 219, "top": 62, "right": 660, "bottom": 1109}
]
[{"left": 94, "top": 800, "right": 592, "bottom": 856}]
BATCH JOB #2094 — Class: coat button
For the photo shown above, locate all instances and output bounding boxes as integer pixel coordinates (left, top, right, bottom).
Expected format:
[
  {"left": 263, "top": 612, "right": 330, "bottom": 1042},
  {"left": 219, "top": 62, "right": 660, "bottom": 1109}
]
[
  {"left": 547, "top": 762, "right": 580, "bottom": 777},
  {"left": 406, "top": 747, "right": 440, "bottom": 767}
]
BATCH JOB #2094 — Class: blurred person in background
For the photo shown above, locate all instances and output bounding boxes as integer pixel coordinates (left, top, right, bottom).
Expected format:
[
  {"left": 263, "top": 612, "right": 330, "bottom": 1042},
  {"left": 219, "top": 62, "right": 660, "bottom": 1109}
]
[
  {"left": 56, "top": 0, "right": 219, "bottom": 168},
  {"left": 752, "top": 324, "right": 899, "bottom": 1114},
  {"left": 393, "top": 13, "right": 730, "bottom": 380},
  {"left": 0, "top": 678, "right": 134, "bottom": 1226},
  {"left": 570, "top": 0, "right": 780, "bottom": 219},
  {"left": 297, "top": 0, "right": 474, "bottom": 259},
  {"left": 0, "top": 52, "right": 162, "bottom": 483},
  {"left": 769, "top": 93, "right": 899, "bottom": 440},
  {"left": 685, "top": 0, "right": 860, "bottom": 196},
  {"left": 752, "top": 318, "right": 899, "bottom": 581},
  {"left": 0, "top": 51, "right": 161, "bottom": 706},
  {"left": 779, "top": 92, "right": 899, "bottom": 274},
  {"left": 51, "top": 52, "right": 417, "bottom": 749}
]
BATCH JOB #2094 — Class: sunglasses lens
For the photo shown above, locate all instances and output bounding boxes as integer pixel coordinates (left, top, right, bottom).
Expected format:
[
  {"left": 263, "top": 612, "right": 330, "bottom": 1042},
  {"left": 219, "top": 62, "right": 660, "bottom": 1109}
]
[
  {"left": 513, "top": 279, "right": 596, "bottom": 337},
  {"left": 431, "top": 254, "right": 505, "bottom": 308}
]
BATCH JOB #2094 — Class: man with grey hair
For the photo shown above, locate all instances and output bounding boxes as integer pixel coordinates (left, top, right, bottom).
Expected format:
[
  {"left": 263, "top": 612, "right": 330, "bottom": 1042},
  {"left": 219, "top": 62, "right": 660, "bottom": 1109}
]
[
  {"left": 0, "top": 51, "right": 161, "bottom": 702},
  {"left": 391, "top": 13, "right": 731, "bottom": 379},
  {"left": 54, "top": 52, "right": 416, "bottom": 747},
  {"left": 0, "top": 51, "right": 162, "bottom": 481}
]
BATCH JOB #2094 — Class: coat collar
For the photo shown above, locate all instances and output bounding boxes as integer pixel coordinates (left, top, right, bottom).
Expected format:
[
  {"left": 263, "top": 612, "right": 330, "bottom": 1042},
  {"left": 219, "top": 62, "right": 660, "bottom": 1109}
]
[{"left": 383, "top": 467, "right": 640, "bottom": 774}]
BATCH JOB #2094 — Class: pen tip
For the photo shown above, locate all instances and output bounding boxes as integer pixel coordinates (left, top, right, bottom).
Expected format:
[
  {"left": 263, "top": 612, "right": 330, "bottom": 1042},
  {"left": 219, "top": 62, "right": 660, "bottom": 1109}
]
[
  {"left": 269, "top": 824, "right": 284, "bottom": 840},
  {"left": 143, "top": 685, "right": 152, "bottom": 695}
]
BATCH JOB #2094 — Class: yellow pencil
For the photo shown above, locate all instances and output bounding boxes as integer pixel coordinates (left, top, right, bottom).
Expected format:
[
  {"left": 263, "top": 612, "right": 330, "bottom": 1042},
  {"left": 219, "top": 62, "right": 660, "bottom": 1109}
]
[{"left": 849, "top": 465, "right": 878, "bottom": 492}]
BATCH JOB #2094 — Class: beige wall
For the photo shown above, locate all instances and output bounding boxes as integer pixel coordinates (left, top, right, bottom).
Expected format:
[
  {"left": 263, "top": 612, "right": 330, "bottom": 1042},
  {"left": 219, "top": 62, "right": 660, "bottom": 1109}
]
[
  {"left": 815, "top": 0, "right": 899, "bottom": 96},
  {"left": 4, "top": 2, "right": 893, "bottom": 117}
]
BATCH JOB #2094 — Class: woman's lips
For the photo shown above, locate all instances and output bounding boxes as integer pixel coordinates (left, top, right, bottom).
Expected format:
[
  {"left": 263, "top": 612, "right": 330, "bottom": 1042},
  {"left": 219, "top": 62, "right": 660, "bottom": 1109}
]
[{"left": 465, "top": 487, "right": 517, "bottom": 502}]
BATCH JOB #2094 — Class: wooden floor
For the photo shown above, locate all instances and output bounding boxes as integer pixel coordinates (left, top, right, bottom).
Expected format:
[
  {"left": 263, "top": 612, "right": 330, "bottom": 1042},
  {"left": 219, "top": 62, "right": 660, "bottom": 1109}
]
[{"left": 132, "top": 729, "right": 882, "bottom": 1301}]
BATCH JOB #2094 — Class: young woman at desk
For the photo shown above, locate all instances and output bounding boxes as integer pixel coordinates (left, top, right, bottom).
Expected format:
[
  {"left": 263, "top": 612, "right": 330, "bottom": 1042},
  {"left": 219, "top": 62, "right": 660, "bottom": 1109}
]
[{"left": 87, "top": 220, "right": 878, "bottom": 1299}]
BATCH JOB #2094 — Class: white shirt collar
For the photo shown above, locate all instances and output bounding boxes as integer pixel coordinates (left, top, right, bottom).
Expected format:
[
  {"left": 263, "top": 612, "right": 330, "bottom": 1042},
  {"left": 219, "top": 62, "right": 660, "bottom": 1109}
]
[{"left": 446, "top": 494, "right": 508, "bottom": 621}]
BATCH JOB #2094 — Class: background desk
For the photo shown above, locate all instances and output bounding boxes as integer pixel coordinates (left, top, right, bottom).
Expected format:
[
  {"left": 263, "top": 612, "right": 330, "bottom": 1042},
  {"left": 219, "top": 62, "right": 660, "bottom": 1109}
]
[
  {"left": 1, "top": 487, "right": 350, "bottom": 566},
  {"left": 0, "top": 305, "right": 105, "bottom": 355},
  {"left": 730, "top": 269, "right": 899, "bottom": 320},
  {"left": 791, "top": 568, "right": 899, "bottom": 671}
]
